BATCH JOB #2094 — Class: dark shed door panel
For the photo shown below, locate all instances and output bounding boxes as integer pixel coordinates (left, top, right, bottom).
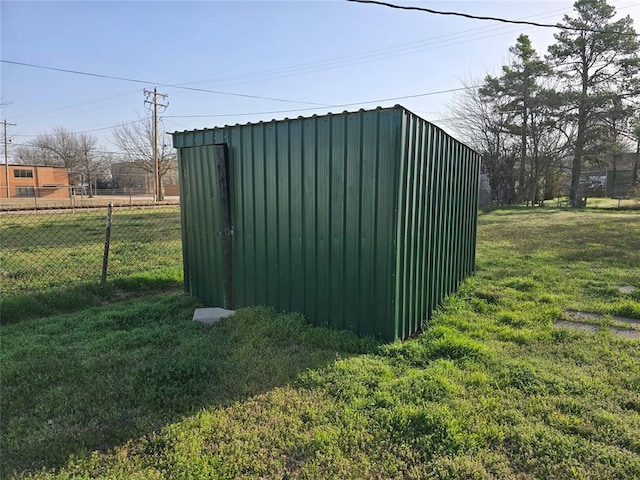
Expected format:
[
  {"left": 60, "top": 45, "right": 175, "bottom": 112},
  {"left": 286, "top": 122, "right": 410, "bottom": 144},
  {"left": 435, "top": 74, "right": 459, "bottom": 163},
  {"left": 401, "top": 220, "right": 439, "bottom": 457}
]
[{"left": 180, "top": 145, "right": 226, "bottom": 307}]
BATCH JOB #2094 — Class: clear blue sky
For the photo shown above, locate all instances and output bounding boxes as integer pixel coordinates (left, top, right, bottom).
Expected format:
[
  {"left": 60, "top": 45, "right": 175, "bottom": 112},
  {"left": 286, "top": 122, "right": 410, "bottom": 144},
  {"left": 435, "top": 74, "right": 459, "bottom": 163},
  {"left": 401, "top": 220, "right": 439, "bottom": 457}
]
[{"left": 1, "top": 0, "right": 638, "bottom": 155}]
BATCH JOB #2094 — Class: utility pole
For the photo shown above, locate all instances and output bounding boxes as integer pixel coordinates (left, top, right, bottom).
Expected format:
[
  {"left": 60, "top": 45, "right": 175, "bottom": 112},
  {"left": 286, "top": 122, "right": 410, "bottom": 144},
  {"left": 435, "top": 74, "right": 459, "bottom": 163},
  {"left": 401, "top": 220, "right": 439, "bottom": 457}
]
[
  {"left": 144, "top": 88, "right": 168, "bottom": 202},
  {"left": 3, "top": 120, "right": 16, "bottom": 200}
]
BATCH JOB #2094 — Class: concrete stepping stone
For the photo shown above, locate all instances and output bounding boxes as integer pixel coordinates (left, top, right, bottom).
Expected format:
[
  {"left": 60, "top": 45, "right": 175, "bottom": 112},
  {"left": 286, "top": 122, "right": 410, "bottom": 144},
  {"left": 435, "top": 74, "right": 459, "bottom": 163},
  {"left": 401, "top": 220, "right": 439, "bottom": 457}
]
[
  {"left": 193, "top": 307, "right": 235, "bottom": 325},
  {"left": 556, "top": 311, "right": 640, "bottom": 340}
]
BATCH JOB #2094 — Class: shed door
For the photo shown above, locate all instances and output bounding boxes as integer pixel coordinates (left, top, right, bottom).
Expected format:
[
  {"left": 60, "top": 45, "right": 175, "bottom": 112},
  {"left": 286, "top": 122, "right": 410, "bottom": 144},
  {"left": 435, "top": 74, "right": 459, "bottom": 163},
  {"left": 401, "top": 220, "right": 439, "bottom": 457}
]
[{"left": 180, "top": 144, "right": 233, "bottom": 308}]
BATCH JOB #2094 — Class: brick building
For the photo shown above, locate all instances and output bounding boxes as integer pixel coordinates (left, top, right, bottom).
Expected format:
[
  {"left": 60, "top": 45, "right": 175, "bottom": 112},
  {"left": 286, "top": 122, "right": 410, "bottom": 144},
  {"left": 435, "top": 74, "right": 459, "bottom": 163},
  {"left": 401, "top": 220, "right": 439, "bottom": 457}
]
[{"left": 0, "top": 164, "right": 70, "bottom": 199}]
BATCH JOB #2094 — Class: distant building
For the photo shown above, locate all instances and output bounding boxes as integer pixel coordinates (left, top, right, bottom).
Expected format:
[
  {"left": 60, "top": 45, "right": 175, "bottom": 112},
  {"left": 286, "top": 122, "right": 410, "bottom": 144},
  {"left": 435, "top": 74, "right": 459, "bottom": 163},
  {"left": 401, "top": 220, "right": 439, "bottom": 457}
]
[
  {"left": 581, "top": 152, "right": 638, "bottom": 198},
  {"left": 110, "top": 162, "right": 150, "bottom": 194},
  {"left": 0, "top": 164, "right": 70, "bottom": 199},
  {"left": 111, "top": 161, "right": 179, "bottom": 196},
  {"left": 478, "top": 173, "right": 492, "bottom": 208},
  {"left": 605, "top": 153, "right": 637, "bottom": 198}
]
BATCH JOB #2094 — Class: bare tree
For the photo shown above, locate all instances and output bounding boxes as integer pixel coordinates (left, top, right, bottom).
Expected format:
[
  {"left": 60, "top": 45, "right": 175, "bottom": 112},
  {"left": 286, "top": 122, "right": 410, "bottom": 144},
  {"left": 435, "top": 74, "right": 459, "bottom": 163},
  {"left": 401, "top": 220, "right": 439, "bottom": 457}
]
[
  {"left": 111, "top": 115, "right": 176, "bottom": 200},
  {"left": 449, "top": 78, "right": 519, "bottom": 204},
  {"left": 15, "top": 144, "right": 49, "bottom": 165},
  {"left": 29, "top": 126, "right": 79, "bottom": 171},
  {"left": 16, "top": 127, "right": 104, "bottom": 194},
  {"left": 76, "top": 133, "right": 106, "bottom": 197}
]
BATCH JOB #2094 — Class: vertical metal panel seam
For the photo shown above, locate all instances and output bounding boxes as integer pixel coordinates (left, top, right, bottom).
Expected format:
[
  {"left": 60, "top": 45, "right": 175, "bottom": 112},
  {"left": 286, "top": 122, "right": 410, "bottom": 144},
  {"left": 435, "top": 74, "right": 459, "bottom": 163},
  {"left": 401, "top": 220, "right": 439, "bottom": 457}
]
[
  {"left": 393, "top": 111, "right": 405, "bottom": 339},
  {"left": 451, "top": 141, "right": 460, "bottom": 291},
  {"left": 415, "top": 117, "right": 428, "bottom": 326},
  {"left": 311, "top": 117, "right": 318, "bottom": 323},
  {"left": 300, "top": 120, "right": 307, "bottom": 314},
  {"left": 327, "top": 117, "right": 333, "bottom": 326},
  {"left": 273, "top": 123, "right": 280, "bottom": 306},
  {"left": 424, "top": 126, "right": 433, "bottom": 319},
  {"left": 457, "top": 146, "right": 465, "bottom": 282},
  {"left": 417, "top": 116, "right": 428, "bottom": 329},
  {"left": 177, "top": 149, "right": 190, "bottom": 294},
  {"left": 287, "top": 121, "right": 293, "bottom": 308},
  {"left": 408, "top": 114, "right": 421, "bottom": 336},
  {"left": 445, "top": 135, "right": 454, "bottom": 296},
  {"left": 262, "top": 123, "right": 269, "bottom": 304},
  {"left": 390, "top": 109, "right": 402, "bottom": 339},
  {"left": 239, "top": 128, "right": 248, "bottom": 305},
  {"left": 341, "top": 116, "right": 348, "bottom": 331},
  {"left": 466, "top": 149, "right": 474, "bottom": 275},
  {"left": 357, "top": 112, "right": 364, "bottom": 335},
  {"left": 372, "top": 110, "right": 380, "bottom": 336},
  {"left": 250, "top": 126, "right": 257, "bottom": 302},
  {"left": 434, "top": 132, "right": 442, "bottom": 303}
]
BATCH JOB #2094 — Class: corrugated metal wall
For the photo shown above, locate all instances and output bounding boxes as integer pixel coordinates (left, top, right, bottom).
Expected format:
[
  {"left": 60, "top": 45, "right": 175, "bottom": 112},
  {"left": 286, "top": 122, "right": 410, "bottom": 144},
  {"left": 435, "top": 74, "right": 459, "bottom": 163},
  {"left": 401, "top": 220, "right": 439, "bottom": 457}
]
[
  {"left": 175, "top": 108, "right": 402, "bottom": 339},
  {"left": 394, "top": 110, "right": 480, "bottom": 339},
  {"left": 173, "top": 105, "right": 480, "bottom": 341}
]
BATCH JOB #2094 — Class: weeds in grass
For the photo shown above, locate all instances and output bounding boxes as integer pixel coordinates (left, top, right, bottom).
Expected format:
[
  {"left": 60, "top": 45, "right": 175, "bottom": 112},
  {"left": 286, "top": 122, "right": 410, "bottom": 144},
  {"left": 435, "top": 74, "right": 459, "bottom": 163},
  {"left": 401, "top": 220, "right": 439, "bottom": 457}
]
[{"left": 2, "top": 208, "right": 640, "bottom": 479}]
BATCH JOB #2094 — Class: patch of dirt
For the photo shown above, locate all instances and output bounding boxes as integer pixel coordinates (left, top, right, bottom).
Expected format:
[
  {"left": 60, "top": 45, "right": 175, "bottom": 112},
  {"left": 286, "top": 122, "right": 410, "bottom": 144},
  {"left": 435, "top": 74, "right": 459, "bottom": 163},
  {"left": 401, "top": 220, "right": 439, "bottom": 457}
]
[{"left": 98, "top": 285, "right": 185, "bottom": 306}]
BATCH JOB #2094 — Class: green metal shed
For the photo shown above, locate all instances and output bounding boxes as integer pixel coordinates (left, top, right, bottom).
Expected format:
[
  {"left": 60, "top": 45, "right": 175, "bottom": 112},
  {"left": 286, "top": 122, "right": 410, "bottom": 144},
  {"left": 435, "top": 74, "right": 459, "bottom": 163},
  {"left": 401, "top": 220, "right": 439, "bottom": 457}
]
[{"left": 172, "top": 105, "right": 480, "bottom": 341}]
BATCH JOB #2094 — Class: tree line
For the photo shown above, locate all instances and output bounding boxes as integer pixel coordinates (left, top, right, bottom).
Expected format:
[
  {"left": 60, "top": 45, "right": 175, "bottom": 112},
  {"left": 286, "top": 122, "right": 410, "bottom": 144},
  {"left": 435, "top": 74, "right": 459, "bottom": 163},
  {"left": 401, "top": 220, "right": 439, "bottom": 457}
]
[
  {"left": 14, "top": 116, "right": 176, "bottom": 200},
  {"left": 449, "top": 0, "right": 639, "bottom": 206},
  {"left": 10, "top": 1, "right": 638, "bottom": 207}
]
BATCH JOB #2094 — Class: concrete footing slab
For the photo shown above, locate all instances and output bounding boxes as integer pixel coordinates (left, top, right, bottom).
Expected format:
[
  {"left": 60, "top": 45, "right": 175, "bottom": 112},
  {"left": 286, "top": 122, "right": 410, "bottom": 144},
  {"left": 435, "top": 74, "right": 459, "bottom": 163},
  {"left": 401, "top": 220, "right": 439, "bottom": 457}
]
[{"left": 193, "top": 307, "right": 235, "bottom": 325}]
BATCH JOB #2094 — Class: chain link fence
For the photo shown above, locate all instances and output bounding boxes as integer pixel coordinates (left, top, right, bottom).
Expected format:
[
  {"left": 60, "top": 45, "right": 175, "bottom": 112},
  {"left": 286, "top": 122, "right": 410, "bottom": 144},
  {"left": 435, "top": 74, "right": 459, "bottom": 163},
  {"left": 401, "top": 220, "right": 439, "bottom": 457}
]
[
  {"left": 0, "top": 205, "right": 182, "bottom": 297},
  {"left": 1, "top": 185, "right": 180, "bottom": 210}
]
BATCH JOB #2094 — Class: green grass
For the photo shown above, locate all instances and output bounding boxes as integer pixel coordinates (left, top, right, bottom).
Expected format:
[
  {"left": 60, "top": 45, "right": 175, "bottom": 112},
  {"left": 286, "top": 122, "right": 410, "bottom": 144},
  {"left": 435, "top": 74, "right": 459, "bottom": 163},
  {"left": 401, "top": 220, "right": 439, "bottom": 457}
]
[
  {"left": 2, "top": 208, "right": 640, "bottom": 479},
  {"left": 0, "top": 206, "right": 183, "bottom": 324},
  {"left": 475, "top": 207, "right": 640, "bottom": 319},
  {"left": 0, "top": 299, "right": 379, "bottom": 478}
]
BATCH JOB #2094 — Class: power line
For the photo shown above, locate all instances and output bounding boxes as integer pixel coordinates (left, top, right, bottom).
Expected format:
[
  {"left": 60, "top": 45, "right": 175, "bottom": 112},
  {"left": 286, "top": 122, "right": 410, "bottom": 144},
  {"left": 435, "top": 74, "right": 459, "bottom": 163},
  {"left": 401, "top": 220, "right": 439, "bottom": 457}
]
[
  {"left": 167, "top": 7, "right": 583, "bottom": 93},
  {"left": 10, "top": 142, "right": 131, "bottom": 155},
  {"left": 174, "top": 7, "right": 571, "bottom": 90},
  {"left": 62, "top": 120, "right": 147, "bottom": 135},
  {"left": 10, "top": 99, "right": 147, "bottom": 127},
  {"left": 0, "top": 4, "right": 589, "bottom": 125},
  {"left": 11, "top": 85, "right": 476, "bottom": 139},
  {"left": 3, "top": 3, "right": 636, "bottom": 130},
  {"left": 164, "top": 85, "right": 480, "bottom": 120},
  {"left": 0, "top": 26, "right": 525, "bottom": 126},
  {"left": 10, "top": 89, "right": 141, "bottom": 120},
  {"left": 347, "top": 0, "right": 640, "bottom": 36},
  {"left": 4, "top": 5, "right": 575, "bottom": 126},
  {"left": 13, "top": 119, "right": 146, "bottom": 138},
  {"left": 0, "top": 5, "right": 579, "bottom": 115},
  {"left": 1, "top": 6, "right": 566, "bottom": 125},
  {"left": 0, "top": 59, "right": 326, "bottom": 106}
]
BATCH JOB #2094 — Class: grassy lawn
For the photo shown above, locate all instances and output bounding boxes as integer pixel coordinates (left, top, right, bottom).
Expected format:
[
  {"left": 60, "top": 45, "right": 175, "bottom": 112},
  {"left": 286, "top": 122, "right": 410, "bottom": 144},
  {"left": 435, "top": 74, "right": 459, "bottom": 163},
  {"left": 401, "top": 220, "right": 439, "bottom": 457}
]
[
  {"left": 0, "top": 206, "right": 183, "bottom": 324},
  {"left": 1, "top": 208, "right": 639, "bottom": 479}
]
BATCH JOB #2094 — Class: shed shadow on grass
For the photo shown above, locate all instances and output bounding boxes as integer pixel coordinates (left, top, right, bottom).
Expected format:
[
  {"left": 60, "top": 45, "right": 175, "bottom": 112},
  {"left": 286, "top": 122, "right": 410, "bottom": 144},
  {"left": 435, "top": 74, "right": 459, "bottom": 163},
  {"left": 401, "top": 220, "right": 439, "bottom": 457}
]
[
  {"left": 0, "top": 292, "right": 379, "bottom": 478},
  {"left": 0, "top": 276, "right": 183, "bottom": 325}
]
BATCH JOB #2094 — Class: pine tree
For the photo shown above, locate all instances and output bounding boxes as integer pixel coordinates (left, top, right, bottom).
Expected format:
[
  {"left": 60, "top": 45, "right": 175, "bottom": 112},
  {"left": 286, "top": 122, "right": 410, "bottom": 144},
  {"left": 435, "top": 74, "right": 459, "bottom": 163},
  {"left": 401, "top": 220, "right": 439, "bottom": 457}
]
[
  {"left": 480, "top": 34, "right": 554, "bottom": 204},
  {"left": 548, "top": 0, "right": 639, "bottom": 206}
]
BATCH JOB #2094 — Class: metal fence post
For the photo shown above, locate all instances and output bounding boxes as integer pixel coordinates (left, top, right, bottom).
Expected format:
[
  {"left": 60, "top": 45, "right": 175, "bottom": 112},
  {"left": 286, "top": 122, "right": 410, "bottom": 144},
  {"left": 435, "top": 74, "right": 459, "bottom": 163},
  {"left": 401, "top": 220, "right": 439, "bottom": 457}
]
[{"left": 101, "top": 203, "right": 113, "bottom": 285}]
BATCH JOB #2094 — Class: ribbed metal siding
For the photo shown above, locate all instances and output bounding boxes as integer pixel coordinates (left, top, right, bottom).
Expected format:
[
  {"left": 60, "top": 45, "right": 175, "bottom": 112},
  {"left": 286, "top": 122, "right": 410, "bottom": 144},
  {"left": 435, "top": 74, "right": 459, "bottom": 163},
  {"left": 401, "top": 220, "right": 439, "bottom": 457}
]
[
  {"left": 394, "top": 110, "right": 480, "bottom": 339},
  {"left": 178, "top": 145, "right": 226, "bottom": 306},
  {"left": 174, "top": 108, "right": 401, "bottom": 339},
  {"left": 174, "top": 105, "right": 480, "bottom": 341}
]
